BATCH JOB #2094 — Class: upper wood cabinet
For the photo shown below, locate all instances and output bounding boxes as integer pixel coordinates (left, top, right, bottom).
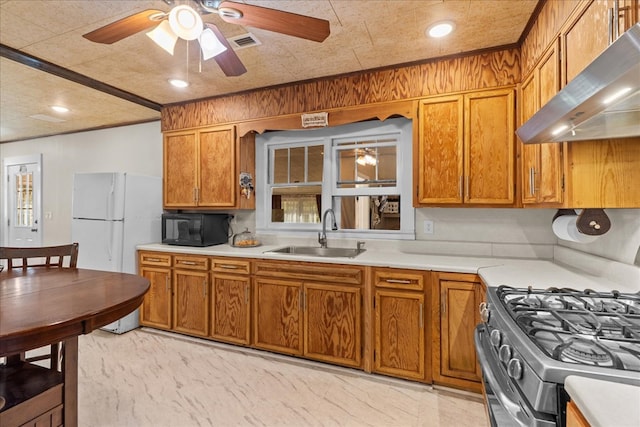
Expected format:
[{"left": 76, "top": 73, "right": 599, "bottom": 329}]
[
  {"left": 520, "top": 40, "right": 565, "bottom": 206},
  {"left": 163, "top": 125, "right": 255, "bottom": 210},
  {"left": 416, "top": 87, "right": 516, "bottom": 206},
  {"left": 559, "top": 0, "right": 640, "bottom": 208},
  {"left": 562, "top": 0, "right": 638, "bottom": 86}
]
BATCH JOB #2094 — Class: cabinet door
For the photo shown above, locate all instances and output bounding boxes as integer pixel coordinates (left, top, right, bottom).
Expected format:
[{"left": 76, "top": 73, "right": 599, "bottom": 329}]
[
  {"left": 139, "top": 266, "right": 172, "bottom": 329},
  {"left": 521, "top": 42, "right": 564, "bottom": 206},
  {"left": 199, "top": 126, "right": 236, "bottom": 207},
  {"left": 417, "top": 95, "right": 464, "bottom": 204},
  {"left": 567, "top": 138, "right": 640, "bottom": 207},
  {"left": 464, "top": 89, "right": 515, "bottom": 204},
  {"left": 520, "top": 72, "right": 539, "bottom": 204},
  {"left": 304, "top": 283, "right": 361, "bottom": 367},
  {"left": 536, "top": 42, "right": 564, "bottom": 205},
  {"left": 440, "top": 280, "right": 481, "bottom": 382},
  {"left": 253, "top": 278, "right": 303, "bottom": 355},
  {"left": 563, "top": 0, "right": 612, "bottom": 85},
  {"left": 211, "top": 273, "right": 251, "bottom": 345},
  {"left": 164, "top": 131, "right": 198, "bottom": 208},
  {"left": 374, "top": 290, "right": 425, "bottom": 380},
  {"left": 173, "top": 269, "right": 209, "bottom": 337}
]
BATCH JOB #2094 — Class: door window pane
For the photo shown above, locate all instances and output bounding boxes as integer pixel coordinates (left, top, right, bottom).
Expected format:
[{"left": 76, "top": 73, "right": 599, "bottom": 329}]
[{"left": 14, "top": 168, "right": 34, "bottom": 227}]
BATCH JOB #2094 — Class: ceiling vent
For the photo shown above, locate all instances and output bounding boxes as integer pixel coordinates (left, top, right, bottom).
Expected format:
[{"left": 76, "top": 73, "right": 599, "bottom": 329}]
[{"left": 227, "top": 33, "right": 261, "bottom": 50}]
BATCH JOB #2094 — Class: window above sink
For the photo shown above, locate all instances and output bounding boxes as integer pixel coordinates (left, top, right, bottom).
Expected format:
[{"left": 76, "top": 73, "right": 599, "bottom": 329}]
[{"left": 256, "top": 118, "right": 415, "bottom": 240}]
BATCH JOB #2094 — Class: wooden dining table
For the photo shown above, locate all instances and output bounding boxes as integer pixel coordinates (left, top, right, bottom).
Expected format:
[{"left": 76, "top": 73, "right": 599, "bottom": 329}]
[{"left": 0, "top": 268, "right": 149, "bottom": 427}]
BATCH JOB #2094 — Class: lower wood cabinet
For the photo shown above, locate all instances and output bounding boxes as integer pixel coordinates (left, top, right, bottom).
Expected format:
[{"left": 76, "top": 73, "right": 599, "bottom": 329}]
[
  {"left": 432, "top": 272, "right": 484, "bottom": 392},
  {"left": 173, "top": 255, "right": 209, "bottom": 337},
  {"left": 253, "top": 277, "right": 303, "bottom": 355},
  {"left": 253, "top": 260, "right": 363, "bottom": 367},
  {"left": 373, "top": 268, "right": 427, "bottom": 381},
  {"left": 137, "top": 250, "right": 486, "bottom": 391},
  {"left": 139, "top": 251, "right": 172, "bottom": 330},
  {"left": 304, "top": 282, "right": 361, "bottom": 367},
  {"left": 210, "top": 258, "right": 251, "bottom": 345}
]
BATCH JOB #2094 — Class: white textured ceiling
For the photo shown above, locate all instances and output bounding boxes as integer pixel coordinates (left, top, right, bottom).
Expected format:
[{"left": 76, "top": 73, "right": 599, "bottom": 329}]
[{"left": 0, "top": 0, "right": 539, "bottom": 142}]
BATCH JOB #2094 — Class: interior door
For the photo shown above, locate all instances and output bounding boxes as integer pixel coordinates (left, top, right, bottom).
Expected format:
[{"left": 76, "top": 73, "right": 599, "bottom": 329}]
[{"left": 4, "top": 156, "right": 42, "bottom": 247}]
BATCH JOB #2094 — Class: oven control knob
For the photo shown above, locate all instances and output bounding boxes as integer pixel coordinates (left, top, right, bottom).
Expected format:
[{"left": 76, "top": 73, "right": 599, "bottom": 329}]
[
  {"left": 480, "top": 306, "right": 490, "bottom": 323},
  {"left": 507, "top": 358, "right": 523, "bottom": 380},
  {"left": 499, "top": 345, "right": 512, "bottom": 363},
  {"left": 490, "top": 329, "right": 502, "bottom": 347}
]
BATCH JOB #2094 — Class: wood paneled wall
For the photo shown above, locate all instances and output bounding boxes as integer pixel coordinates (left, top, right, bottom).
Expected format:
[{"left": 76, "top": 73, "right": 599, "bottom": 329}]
[
  {"left": 520, "top": 0, "right": 581, "bottom": 76},
  {"left": 161, "top": 48, "right": 520, "bottom": 131}
]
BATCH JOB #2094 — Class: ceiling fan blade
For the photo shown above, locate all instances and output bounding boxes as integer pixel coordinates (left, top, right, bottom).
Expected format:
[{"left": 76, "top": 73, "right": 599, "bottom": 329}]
[
  {"left": 218, "top": 1, "right": 330, "bottom": 42},
  {"left": 204, "top": 23, "right": 247, "bottom": 76},
  {"left": 83, "top": 9, "right": 166, "bottom": 44}
]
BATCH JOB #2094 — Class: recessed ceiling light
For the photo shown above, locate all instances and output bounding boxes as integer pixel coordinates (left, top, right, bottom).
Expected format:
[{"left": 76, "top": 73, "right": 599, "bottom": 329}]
[
  {"left": 50, "top": 105, "right": 69, "bottom": 113},
  {"left": 427, "top": 21, "right": 455, "bottom": 38},
  {"left": 168, "top": 79, "right": 189, "bottom": 88}
]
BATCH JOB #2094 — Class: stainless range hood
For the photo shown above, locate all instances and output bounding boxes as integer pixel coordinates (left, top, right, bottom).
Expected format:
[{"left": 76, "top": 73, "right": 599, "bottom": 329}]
[{"left": 517, "top": 23, "right": 640, "bottom": 144}]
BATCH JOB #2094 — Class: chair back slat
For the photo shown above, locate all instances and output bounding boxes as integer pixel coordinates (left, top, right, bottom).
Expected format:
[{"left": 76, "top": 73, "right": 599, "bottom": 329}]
[{"left": 0, "top": 243, "right": 79, "bottom": 270}]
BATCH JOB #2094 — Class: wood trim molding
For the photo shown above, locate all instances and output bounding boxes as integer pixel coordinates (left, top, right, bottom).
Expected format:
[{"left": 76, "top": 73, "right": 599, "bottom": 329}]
[{"left": 0, "top": 44, "right": 162, "bottom": 112}]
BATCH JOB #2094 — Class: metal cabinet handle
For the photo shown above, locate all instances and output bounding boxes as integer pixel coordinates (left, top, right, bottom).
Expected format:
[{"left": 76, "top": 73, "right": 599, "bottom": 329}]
[
  {"left": 614, "top": 0, "right": 620, "bottom": 40},
  {"left": 465, "top": 176, "right": 470, "bottom": 199},
  {"left": 385, "top": 279, "right": 412, "bottom": 284},
  {"left": 146, "top": 257, "right": 161, "bottom": 262},
  {"left": 179, "top": 261, "right": 197, "bottom": 265},
  {"left": 220, "top": 264, "right": 239, "bottom": 269},
  {"left": 166, "top": 276, "right": 170, "bottom": 292},
  {"left": 203, "top": 280, "right": 207, "bottom": 297},
  {"left": 419, "top": 303, "right": 423, "bottom": 329},
  {"left": 459, "top": 175, "right": 463, "bottom": 198},
  {"left": 529, "top": 168, "right": 536, "bottom": 196},
  {"left": 442, "top": 292, "right": 446, "bottom": 315},
  {"left": 245, "top": 283, "right": 249, "bottom": 304}
]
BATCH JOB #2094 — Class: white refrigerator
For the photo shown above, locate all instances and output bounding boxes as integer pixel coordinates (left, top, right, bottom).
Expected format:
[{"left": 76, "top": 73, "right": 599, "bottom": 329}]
[{"left": 71, "top": 172, "right": 162, "bottom": 334}]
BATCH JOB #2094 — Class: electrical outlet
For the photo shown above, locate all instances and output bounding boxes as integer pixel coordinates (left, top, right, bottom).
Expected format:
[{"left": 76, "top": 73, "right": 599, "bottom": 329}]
[
  {"left": 423, "top": 220, "right": 434, "bottom": 234},
  {"left": 45, "top": 211, "right": 53, "bottom": 220}
]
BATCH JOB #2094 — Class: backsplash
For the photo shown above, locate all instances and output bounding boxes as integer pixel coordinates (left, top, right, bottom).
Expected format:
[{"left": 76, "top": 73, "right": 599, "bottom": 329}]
[{"left": 557, "top": 209, "right": 640, "bottom": 265}]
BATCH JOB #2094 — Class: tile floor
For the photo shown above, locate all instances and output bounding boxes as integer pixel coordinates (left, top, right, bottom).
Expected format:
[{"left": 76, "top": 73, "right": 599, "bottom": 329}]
[{"left": 78, "top": 328, "right": 488, "bottom": 427}]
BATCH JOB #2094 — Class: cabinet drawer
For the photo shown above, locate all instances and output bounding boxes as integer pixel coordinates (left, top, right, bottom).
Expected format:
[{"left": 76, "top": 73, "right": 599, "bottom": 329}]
[
  {"left": 254, "top": 260, "right": 363, "bottom": 285},
  {"left": 139, "top": 251, "right": 172, "bottom": 267},
  {"left": 211, "top": 258, "right": 251, "bottom": 275},
  {"left": 374, "top": 268, "right": 425, "bottom": 291},
  {"left": 174, "top": 255, "right": 209, "bottom": 270}
]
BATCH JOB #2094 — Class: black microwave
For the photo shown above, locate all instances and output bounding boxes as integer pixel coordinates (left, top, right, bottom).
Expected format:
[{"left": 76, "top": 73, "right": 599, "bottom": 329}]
[{"left": 162, "top": 213, "right": 230, "bottom": 247}]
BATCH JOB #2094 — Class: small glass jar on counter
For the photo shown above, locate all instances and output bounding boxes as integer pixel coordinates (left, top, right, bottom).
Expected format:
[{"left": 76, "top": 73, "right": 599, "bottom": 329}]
[{"left": 232, "top": 228, "right": 260, "bottom": 247}]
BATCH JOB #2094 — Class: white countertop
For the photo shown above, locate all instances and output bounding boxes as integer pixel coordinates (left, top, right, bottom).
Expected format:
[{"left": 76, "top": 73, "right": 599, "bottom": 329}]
[
  {"left": 565, "top": 376, "right": 640, "bottom": 427},
  {"left": 137, "top": 243, "right": 639, "bottom": 293}
]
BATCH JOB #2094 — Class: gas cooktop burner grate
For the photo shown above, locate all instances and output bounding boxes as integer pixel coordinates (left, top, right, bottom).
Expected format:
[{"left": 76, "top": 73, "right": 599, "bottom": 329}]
[{"left": 497, "top": 285, "right": 640, "bottom": 371}]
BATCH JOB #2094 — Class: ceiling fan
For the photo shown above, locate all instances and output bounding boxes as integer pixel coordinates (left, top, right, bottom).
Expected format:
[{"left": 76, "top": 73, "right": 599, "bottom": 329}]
[{"left": 83, "top": 0, "right": 330, "bottom": 77}]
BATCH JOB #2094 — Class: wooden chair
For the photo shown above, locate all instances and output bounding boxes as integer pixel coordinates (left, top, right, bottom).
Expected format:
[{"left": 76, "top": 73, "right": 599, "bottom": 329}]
[
  {"left": 0, "top": 242, "right": 79, "bottom": 270},
  {"left": 0, "top": 243, "right": 79, "bottom": 371}
]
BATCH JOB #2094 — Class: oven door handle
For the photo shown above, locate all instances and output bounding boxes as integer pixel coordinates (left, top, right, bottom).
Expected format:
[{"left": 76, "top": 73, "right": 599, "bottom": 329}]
[{"left": 475, "top": 325, "right": 537, "bottom": 427}]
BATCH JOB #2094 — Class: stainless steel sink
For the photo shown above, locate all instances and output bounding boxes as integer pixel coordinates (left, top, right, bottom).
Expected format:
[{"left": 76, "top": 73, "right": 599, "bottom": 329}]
[{"left": 268, "top": 246, "right": 365, "bottom": 258}]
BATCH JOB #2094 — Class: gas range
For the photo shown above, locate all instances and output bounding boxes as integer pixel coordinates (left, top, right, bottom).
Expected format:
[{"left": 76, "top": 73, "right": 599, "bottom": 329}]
[{"left": 475, "top": 286, "right": 640, "bottom": 426}]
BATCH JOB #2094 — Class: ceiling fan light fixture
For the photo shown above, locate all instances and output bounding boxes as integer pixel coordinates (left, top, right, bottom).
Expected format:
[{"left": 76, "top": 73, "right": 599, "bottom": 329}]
[
  {"left": 169, "top": 5, "right": 203, "bottom": 41},
  {"left": 427, "top": 21, "right": 455, "bottom": 38},
  {"left": 199, "top": 28, "right": 228, "bottom": 60},
  {"left": 146, "top": 20, "right": 178, "bottom": 55}
]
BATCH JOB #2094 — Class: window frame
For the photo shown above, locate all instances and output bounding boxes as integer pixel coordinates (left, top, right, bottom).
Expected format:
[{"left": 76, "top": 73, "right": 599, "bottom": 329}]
[{"left": 256, "top": 118, "right": 414, "bottom": 240}]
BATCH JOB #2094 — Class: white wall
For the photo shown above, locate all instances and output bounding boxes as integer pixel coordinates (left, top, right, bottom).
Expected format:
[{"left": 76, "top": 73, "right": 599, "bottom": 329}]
[{"left": 0, "top": 121, "right": 162, "bottom": 245}]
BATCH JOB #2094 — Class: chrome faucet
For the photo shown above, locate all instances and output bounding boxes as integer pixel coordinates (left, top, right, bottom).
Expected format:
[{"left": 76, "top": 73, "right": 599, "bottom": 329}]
[{"left": 318, "top": 208, "right": 337, "bottom": 248}]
